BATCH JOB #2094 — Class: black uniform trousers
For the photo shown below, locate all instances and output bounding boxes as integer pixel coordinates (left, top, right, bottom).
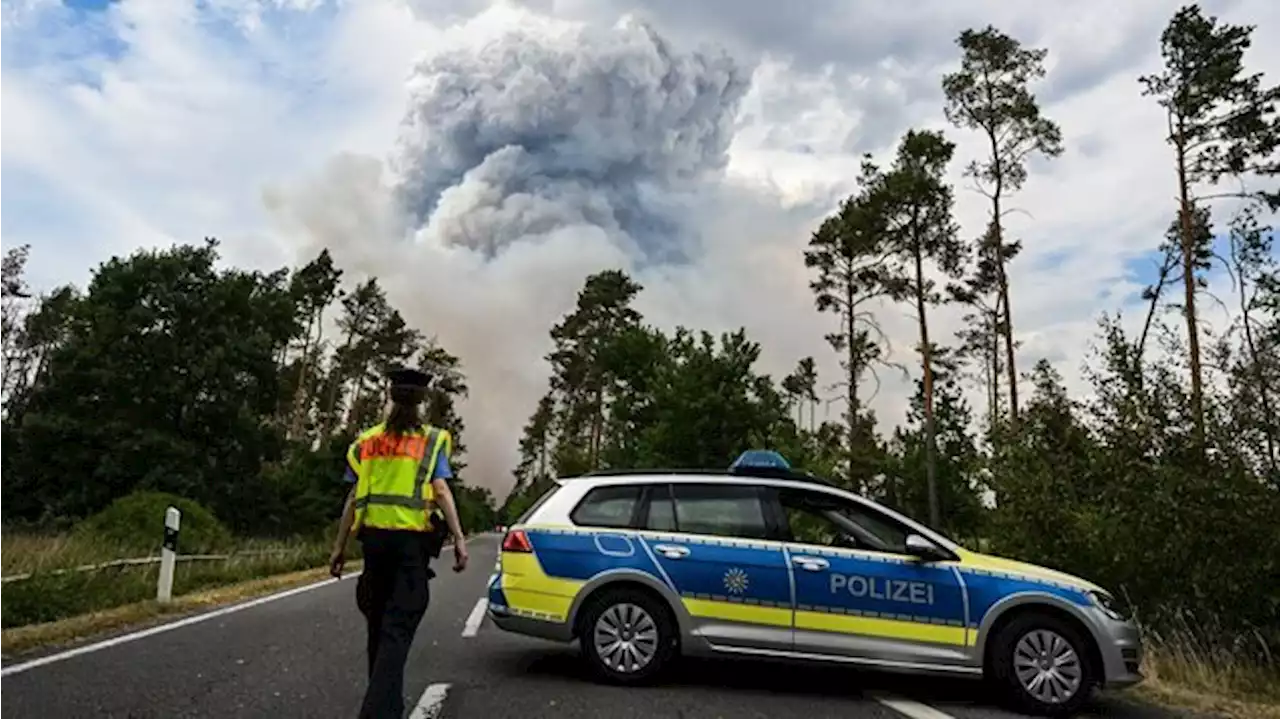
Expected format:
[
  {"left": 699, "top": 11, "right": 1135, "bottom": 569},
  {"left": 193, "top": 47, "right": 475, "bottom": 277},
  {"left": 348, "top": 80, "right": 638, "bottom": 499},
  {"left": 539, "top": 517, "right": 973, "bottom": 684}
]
[{"left": 355, "top": 528, "right": 435, "bottom": 719}]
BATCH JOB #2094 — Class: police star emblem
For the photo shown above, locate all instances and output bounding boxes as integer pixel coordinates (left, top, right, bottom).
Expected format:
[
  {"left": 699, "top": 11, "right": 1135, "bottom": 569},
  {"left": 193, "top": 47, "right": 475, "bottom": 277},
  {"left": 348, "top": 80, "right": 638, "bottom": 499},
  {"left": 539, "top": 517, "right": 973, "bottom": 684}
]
[{"left": 723, "top": 567, "right": 749, "bottom": 595}]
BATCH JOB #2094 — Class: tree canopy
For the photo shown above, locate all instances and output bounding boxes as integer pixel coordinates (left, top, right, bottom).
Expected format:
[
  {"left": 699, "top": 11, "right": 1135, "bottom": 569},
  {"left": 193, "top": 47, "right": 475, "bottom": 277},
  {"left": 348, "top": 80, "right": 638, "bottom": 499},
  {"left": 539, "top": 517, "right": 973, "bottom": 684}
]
[{"left": 1, "top": 240, "right": 496, "bottom": 536}]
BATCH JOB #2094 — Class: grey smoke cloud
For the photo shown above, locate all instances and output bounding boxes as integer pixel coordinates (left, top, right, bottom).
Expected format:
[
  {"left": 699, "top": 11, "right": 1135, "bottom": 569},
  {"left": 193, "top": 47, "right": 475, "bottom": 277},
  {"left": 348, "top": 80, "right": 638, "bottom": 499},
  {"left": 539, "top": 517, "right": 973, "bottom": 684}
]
[
  {"left": 394, "top": 17, "right": 751, "bottom": 263},
  {"left": 267, "top": 11, "right": 841, "bottom": 496}
]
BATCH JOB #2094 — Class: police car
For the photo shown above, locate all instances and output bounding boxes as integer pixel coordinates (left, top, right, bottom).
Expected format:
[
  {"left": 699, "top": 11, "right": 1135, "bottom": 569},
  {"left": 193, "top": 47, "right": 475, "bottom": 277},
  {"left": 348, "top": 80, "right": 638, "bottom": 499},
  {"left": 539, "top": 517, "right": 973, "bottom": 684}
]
[{"left": 486, "top": 451, "right": 1142, "bottom": 716}]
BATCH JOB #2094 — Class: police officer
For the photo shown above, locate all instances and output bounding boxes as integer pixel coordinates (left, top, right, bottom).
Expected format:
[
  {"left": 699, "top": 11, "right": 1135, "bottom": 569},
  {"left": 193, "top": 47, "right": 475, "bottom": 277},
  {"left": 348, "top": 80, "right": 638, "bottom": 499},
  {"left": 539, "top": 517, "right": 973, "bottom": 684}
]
[{"left": 329, "top": 365, "right": 469, "bottom": 719}]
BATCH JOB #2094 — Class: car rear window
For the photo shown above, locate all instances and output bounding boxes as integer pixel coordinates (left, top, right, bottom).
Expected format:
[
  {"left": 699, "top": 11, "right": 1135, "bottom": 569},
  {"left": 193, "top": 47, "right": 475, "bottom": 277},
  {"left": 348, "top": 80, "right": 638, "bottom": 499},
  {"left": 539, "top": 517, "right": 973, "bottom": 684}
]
[
  {"left": 571, "top": 485, "right": 643, "bottom": 529},
  {"left": 672, "top": 484, "right": 769, "bottom": 539}
]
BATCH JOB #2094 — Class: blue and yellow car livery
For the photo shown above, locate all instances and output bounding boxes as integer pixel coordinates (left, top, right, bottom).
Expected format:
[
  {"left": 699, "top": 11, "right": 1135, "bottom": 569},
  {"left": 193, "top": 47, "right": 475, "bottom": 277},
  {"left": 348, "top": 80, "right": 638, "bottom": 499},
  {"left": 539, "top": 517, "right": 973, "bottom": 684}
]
[{"left": 487, "top": 458, "right": 1142, "bottom": 715}]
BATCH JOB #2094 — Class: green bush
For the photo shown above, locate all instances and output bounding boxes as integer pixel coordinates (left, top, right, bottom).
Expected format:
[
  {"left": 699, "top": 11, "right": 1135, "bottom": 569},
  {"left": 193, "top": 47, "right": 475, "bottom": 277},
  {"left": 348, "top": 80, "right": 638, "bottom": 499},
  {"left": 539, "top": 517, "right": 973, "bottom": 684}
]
[{"left": 75, "top": 491, "right": 232, "bottom": 554}]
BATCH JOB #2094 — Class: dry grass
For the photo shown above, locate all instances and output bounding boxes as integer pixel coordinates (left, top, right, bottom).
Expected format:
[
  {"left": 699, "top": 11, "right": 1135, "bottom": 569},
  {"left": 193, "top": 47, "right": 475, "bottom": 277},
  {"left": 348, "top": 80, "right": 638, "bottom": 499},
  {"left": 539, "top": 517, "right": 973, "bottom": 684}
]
[
  {"left": 1122, "top": 613, "right": 1280, "bottom": 719},
  {"left": 1, "top": 560, "right": 363, "bottom": 658},
  {"left": 1, "top": 531, "right": 340, "bottom": 628},
  {"left": 1133, "top": 665, "right": 1280, "bottom": 719},
  {"left": 0, "top": 531, "right": 332, "bottom": 576},
  {"left": 1143, "top": 616, "right": 1278, "bottom": 700},
  {"left": 1, "top": 531, "right": 136, "bottom": 576}
]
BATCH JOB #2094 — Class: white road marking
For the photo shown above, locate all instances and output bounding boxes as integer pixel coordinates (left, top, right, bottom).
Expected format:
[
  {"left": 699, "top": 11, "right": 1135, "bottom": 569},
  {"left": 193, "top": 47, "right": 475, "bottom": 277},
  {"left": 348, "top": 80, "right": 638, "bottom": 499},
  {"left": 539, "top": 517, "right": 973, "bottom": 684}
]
[
  {"left": 409, "top": 682, "right": 451, "bottom": 719},
  {"left": 0, "top": 572, "right": 360, "bottom": 678},
  {"left": 873, "top": 693, "right": 958, "bottom": 719},
  {"left": 461, "top": 597, "right": 488, "bottom": 637}
]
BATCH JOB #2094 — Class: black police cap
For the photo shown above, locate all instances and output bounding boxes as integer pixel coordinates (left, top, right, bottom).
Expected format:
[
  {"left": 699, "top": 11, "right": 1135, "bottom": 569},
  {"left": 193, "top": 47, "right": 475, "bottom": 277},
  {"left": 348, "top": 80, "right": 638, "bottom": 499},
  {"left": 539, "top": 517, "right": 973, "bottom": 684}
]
[{"left": 387, "top": 366, "right": 432, "bottom": 388}]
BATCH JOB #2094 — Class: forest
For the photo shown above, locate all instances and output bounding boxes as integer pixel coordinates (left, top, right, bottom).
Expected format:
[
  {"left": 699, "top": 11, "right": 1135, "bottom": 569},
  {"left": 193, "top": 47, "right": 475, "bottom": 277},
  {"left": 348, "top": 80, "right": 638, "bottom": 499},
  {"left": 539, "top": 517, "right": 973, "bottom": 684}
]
[
  {"left": 1, "top": 240, "right": 500, "bottom": 538},
  {"left": 1, "top": 2, "right": 1276, "bottom": 693},
  {"left": 498, "top": 3, "right": 1280, "bottom": 679}
]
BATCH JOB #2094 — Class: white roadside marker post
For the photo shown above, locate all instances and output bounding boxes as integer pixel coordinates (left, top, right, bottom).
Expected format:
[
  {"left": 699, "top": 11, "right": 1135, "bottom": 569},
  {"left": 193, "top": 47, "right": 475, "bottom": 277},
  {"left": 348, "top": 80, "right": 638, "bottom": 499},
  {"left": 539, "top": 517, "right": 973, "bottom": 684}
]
[{"left": 157, "top": 506, "right": 181, "bottom": 603}]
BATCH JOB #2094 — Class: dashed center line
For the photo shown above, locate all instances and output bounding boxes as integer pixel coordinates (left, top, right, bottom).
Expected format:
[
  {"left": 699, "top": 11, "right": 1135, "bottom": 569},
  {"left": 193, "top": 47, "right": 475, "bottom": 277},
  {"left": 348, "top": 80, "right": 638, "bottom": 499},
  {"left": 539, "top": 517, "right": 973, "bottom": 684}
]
[
  {"left": 462, "top": 597, "right": 488, "bottom": 637},
  {"left": 872, "top": 693, "right": 958, "bottom": 719},
  {"left": 409, "top": 682, "right": 451, "bottom": 719}
]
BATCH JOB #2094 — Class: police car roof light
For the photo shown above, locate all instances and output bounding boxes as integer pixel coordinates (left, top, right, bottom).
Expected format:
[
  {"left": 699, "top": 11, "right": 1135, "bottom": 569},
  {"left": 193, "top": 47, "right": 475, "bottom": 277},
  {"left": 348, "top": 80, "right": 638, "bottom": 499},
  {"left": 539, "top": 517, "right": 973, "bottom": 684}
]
[
  {"left": 730, "top": 449, "right": 792, "bottom": 472},
  {"left": 502, "top": 529, "right": 533, "bottom": 553}
]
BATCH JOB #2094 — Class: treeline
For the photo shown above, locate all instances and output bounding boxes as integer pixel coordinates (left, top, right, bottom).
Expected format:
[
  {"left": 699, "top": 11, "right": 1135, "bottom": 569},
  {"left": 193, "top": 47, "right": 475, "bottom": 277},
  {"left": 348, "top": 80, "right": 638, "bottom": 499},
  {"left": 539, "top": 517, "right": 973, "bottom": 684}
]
[
  {"left": 503, "top": 4, "right": 1280, "bottom": 641},
  {"left": 1, "top": 240, "right": 498, "bottom": 537}
]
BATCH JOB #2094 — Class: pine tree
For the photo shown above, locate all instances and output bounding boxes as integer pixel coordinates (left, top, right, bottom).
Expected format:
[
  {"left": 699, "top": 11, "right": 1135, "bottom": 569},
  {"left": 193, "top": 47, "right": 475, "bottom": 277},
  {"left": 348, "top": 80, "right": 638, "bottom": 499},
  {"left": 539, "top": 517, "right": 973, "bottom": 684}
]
[
  {"left": 805, "top": 190, "right": 892, "bottom": 490},
  {"left": 868, "top": 129, "right": 966, "bottom": 528},
  {"left": 1139, "top": 3, "right": 1280, "bottom": 447},
  {"left": 546, "top": 270, "right": 643, "bottom": 473},
  {"left": 943, "top": 25, "right": 1063, "bottom": 426}
]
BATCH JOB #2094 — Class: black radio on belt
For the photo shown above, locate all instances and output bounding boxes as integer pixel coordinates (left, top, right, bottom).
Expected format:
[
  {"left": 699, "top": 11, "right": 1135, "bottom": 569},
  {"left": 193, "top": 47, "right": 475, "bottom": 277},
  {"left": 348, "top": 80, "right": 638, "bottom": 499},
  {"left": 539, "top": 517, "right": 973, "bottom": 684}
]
[{"left": 425, "top": 512, "right": 447, "bottom": 559}]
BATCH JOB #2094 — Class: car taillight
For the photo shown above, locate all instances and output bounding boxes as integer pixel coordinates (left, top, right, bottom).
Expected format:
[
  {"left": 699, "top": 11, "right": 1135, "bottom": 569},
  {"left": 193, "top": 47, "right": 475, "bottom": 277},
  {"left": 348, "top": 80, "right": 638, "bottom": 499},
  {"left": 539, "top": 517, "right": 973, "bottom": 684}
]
[{"left": 502, "top": 529, "right": 533, "bottom": 553}]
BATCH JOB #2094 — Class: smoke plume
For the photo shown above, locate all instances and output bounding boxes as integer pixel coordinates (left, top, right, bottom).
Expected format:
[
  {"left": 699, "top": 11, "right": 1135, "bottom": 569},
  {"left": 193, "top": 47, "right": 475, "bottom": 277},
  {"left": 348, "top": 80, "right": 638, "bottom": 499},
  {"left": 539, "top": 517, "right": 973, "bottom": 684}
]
[
  {"left": 268, "top": 9, "right": 839, "bottom": 495},
  {"left": 396, "top": 17, "right": 750, "bottom": 262}
]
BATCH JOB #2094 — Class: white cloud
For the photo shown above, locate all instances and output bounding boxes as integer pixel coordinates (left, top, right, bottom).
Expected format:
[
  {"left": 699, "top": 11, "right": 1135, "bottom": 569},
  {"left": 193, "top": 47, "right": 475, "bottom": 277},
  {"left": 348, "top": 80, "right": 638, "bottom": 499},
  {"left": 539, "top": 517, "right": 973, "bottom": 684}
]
[{"left": 3, "top": 0, "right": 1276, "bottom": 496}]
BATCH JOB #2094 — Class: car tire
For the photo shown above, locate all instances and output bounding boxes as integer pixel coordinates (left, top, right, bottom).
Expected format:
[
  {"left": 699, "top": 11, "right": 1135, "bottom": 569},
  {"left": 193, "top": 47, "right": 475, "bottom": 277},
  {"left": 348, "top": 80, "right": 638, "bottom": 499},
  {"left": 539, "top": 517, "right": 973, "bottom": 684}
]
[
  {"left": 989, "top": 612, "right": 1097, "bottom": 717},
  {"left": 578, "top": 587, "right": 678, "bottom": 685}
]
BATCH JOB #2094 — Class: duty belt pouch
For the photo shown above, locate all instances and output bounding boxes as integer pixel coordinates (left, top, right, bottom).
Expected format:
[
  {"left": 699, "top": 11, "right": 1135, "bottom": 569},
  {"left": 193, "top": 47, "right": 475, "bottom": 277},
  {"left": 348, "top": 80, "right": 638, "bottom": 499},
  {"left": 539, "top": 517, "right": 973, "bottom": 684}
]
[
  {"left": 426, "top": 513, "right": 447, "bottom": 559},
  {"left": 419, "top": 535, "right": 438, "bottom": 582}
]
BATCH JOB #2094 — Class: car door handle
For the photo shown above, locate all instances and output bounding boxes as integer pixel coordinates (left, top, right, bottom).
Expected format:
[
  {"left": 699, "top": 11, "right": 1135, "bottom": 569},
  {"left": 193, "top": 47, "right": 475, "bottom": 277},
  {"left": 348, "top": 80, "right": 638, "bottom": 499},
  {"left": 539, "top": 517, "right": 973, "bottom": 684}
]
[
  {"left": 653, "top": 544, "right": 690, "bottom": 559},
  {"left": 791, "top": 555, "right": 830, "bottom": 571}
]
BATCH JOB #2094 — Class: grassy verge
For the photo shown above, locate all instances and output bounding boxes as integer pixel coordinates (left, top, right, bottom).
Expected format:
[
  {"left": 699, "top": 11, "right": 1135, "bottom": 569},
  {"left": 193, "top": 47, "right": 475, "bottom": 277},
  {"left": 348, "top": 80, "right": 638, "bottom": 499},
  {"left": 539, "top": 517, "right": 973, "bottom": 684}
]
[
  {"left": 1123, "top": 620, "right": 1280, "bottom": 719},
  {"left": 1, "top": 531, "right": 341, "bottom": 629},
  {"left": 1131, "top": 657, "right": 1280, "bottom": 719},
  {"left": 1, "top": 561, "right": 362, "bottom": 658},
  {"left": 2, "top": 531, "right": 141, "bottom": 576}
]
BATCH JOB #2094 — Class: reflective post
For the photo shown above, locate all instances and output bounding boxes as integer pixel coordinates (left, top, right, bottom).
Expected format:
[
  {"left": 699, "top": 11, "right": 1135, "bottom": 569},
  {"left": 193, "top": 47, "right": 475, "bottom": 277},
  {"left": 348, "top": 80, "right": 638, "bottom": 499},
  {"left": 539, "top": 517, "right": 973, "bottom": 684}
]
[{"left": 157, "top": 506, "right": 181, "bottom": 603}]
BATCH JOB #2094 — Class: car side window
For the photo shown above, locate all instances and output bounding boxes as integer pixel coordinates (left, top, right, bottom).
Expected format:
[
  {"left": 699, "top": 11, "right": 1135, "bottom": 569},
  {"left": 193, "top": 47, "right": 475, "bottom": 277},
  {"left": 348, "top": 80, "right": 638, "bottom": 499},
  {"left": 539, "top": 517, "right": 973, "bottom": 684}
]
[
  {"left": 778, "top": 489, "right": 910, "bottom": 555},
  {"left": 672, "top": 484, "right": 769, "bottom": 540},
  {"left": 643, "top": 484, "right": 678, "bottom": 531},
  {"left": 781, "top": 503, "right": 849, "bottom": 548},
  {"left": 571, "top": 485, "right": 642, "bottom": 529},
  {"left": 844, "top": 503, "right": 911, "bottom": 554}
]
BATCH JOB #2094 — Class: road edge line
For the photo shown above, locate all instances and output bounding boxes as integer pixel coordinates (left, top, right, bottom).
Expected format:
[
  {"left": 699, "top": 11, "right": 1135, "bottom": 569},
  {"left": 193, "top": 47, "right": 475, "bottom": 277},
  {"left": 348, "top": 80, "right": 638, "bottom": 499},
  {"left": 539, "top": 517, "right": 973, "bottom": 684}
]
[
  {"left": 409, "top": 682, "right": 451, "bottom": 719},
  {"left": 872, "top": 693, "right": 958, "bottom": 719},
  {"left": 0, "top": 572, "right": 360, "bottom": 678}
]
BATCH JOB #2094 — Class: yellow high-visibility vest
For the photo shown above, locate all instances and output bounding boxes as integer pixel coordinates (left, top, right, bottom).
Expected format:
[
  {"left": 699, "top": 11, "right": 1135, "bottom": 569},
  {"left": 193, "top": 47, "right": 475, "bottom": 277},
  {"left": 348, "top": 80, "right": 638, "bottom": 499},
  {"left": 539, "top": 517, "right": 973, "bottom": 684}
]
[{"left": 347, "top": 423, "right": 452, "bottom": 533}]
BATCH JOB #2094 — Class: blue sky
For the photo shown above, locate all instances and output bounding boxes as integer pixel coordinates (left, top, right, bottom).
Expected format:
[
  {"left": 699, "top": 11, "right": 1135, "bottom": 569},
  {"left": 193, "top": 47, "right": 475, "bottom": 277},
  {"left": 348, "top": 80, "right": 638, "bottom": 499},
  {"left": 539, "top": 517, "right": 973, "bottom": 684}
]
[
  {"left": 64, "top": 0, "right": 117, "bottom": 10},
  {"left": 2, "top": 0, "right": 367, "bottom": 289},
  {"left": 1123, "top": 235, "right": 1222, "bottom": 297}
]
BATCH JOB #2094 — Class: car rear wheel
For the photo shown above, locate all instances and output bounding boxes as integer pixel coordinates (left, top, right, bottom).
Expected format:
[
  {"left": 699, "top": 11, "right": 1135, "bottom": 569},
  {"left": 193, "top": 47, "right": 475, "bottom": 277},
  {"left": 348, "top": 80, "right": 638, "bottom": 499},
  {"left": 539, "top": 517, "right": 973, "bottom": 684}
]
[
  {"left": 578, "top": 588, "right": 678, "bottom": 685},
  {"left": 989, "top": 612, "right": 1096, "bottom": 717}
]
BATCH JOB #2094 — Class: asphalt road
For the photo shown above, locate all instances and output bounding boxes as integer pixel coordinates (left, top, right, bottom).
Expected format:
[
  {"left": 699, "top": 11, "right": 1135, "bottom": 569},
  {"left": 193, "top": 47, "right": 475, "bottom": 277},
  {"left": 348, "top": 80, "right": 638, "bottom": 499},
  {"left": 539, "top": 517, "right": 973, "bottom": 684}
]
[{"left": 1, "top": 534, "right": 1199, "bottom": 719}]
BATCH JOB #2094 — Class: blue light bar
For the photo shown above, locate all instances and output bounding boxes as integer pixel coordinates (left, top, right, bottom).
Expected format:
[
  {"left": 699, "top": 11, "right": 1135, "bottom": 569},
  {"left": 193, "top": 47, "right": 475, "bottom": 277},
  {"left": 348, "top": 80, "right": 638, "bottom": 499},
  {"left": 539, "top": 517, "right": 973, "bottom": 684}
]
[{"left": 730, "top": 449, "right": 791, "bottom": 471}]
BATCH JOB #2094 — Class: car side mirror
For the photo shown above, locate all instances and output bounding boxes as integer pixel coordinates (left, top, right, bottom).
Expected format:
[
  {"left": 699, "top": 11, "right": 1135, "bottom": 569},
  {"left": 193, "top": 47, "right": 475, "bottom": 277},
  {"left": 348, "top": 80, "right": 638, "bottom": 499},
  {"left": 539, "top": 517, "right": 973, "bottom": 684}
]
[{"left": 905, "top": 533, "right": 949, "bottom": 562}]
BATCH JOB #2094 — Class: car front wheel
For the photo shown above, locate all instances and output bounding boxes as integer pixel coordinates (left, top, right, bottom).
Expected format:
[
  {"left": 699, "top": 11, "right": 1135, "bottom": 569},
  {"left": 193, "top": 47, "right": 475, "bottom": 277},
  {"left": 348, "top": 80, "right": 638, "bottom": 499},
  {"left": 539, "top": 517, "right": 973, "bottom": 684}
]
[
  {"left": 989, "top": 612, "right": 1096, "bottom": 717},
  {"left": 578, "top": 588, "right": 678, "bottom": 685}
]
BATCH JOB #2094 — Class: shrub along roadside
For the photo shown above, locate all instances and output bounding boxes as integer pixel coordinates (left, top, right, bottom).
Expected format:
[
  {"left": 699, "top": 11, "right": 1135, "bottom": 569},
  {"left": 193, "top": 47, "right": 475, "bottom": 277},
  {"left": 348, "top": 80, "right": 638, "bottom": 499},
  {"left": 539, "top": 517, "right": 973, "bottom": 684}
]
[
  {"left": 73, "top": 491, "right": 234, "bottom": 554},
  {"left": 1, "top": 490, "right": 348, "bottom": 630},
  {"left": 3, "top": 492, "right": 241, "bottom": 578}
]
